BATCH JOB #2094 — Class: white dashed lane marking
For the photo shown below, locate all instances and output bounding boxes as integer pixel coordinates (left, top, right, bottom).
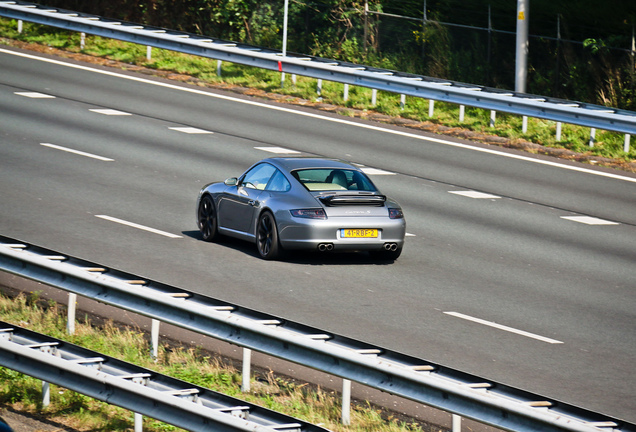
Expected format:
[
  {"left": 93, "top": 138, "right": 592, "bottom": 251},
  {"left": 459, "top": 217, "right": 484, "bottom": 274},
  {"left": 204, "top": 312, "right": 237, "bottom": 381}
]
[
  {"left": 89, "top": 108, "right": 132, "bottom": 116},
  {"left": 15, "top": 91, "right": 55, "bottom": 98},
  {"left": 561, "top": 216, "right": 619, "bottom": 225},
  {"left": 360, "top": 167, "right": 395, "bottom": 175},
  {"left": 169, "top": 127, "right": 213, "bottom": 134},
  {"left": 449, "top": 190, "right": 501, "bottom": 199},
  {"left": 444, "top": 312, "right": 564, "bottom": 344},
  {"left": 96, "top": 215, "right": 182, "bottom": 238},
  {"left": 254, "top": 146, "right": 300, "bottom": 154},
  {"left": 40, "top": 143, "right": 114, "bottom": 161}
]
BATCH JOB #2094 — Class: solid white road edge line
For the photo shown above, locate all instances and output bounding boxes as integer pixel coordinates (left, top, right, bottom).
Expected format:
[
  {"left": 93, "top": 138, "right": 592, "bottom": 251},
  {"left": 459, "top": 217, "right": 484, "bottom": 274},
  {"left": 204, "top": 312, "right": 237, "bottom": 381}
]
[
  {"left": 444, "top": 311, "right": 564, "bottom": 344},
  {"left": 41, "top": 143, "right": 114, "bottom": 161},
  {"left": 95, "top": 215, "right": 182, "bottom": 238},
  {"left": 5, "top": 48, "right": 636, "bottom": 184}
]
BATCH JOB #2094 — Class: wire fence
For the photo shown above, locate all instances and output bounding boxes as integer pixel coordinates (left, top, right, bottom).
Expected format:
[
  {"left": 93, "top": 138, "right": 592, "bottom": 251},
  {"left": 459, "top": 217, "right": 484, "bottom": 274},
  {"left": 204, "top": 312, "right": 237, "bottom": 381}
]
[{"left": 350, "top": 2, "right": 636, "bottom": 110}]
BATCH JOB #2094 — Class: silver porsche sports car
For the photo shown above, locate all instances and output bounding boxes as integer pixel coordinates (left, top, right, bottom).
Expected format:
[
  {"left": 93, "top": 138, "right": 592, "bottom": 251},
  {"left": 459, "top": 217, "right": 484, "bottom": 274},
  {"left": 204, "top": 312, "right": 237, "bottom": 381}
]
[{"left": 196, "top": 157, "right": 406, "bottom": 260}]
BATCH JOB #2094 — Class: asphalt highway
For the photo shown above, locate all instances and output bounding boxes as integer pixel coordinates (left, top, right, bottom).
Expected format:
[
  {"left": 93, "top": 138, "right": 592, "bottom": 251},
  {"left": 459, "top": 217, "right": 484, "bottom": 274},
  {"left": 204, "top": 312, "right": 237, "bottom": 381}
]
[{"left": 1, "top": 45, "right": 635, "bottom": 423}]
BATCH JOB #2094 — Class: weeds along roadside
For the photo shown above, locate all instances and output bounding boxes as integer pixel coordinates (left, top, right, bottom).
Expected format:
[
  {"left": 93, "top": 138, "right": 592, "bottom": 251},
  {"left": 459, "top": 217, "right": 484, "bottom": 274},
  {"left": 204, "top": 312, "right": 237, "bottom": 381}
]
[
  {"left": 0, "top": 290, "right": 439, "bottom": 432},
  {"left": 0, "top": 18, "right": 634, "bottom": 170}
]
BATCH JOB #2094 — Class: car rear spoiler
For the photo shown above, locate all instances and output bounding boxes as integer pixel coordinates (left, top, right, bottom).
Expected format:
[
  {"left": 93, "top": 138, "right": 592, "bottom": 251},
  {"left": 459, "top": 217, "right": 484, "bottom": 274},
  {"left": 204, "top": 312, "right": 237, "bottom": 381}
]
[{"left": 318, "top": 194, "right": 386, "bottom": 206}]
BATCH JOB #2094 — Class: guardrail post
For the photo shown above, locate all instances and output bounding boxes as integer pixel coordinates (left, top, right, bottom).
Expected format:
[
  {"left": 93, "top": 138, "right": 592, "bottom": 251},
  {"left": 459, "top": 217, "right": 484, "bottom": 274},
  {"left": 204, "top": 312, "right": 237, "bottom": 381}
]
[
  {"left": 522, "top": 116, "right": 528, "bottom": 133},
  {"left": 316, "top": 79, "right": 322, "bottom": 97},
  {"left": 344, "top": 84, "right": 349, "bottom": 102},
  {"left": 459, "top": 105, "right": 465, "bottom": 122},
  {"left": 589, "top": 128, "right": 596, "bottom": 147},
  {"left": 341, "top": 379, "right": 351, "bottom": 425},
  {"left": 556, "top": 122, "right": 562, "bottom": 141},
  {"left": 216, "top": 60, "right": 222, "bottom": 77},
  {"left": 428, "top": 100, "right": 435, "bottom": 117},
  {"left": 134, "top": 412, "right": 143, "bottom": 432},
  {"left": 17, "top": 19, "right": 22, "bottom": 33},
  {"left": 146, "top": 46, "right": 152, "bottom": 60},
  {"left": 371, "top": 88, "right": 377, "bottom": 106},
  {"left": 452, "top": 414, "right": 461, "bottom": 432},
  {"left": 241, "top": 348, "right": 251, "bottom": 392},
  {"left": 67, "top": 293, "right": 76, "bottom": 335},
  {"left": 42, "top": 380, "right": 50, "bottom": 408},
  {"left": 490, "top": 110, "right": 496, "bottom": 128},
  {"left": 150, "top": 319, "right": 160, "bottom": 361},
  {"left": 400, "top": 94, "right": 406, "bottom": 110},
  {"left": 624, "top": 134, "right": 630, "bottom": 152},
  {"left": 80, "top": 32, "right": 85, "bottom": 50}
]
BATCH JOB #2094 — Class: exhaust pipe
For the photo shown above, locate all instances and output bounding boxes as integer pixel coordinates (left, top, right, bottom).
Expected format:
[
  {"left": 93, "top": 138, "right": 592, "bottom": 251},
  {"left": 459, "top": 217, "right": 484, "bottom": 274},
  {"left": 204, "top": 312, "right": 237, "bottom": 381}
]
[
  {"left": 383, "top": 243, "right": 398, "bottom": 251},
  {"left": 318, "top": 243, "right": 334, "bottom": 252}
]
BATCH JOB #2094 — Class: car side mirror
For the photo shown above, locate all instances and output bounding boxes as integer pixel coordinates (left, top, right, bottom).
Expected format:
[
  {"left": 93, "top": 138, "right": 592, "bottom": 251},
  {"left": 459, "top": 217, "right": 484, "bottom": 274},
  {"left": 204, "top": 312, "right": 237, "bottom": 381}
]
[{"left": 224, "top": 177, "right": 238, "bottom": 186}]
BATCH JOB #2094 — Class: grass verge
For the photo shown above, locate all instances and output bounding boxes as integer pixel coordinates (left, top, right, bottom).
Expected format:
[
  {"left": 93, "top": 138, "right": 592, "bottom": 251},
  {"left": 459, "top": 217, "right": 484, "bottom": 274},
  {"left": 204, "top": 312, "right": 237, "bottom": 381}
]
[
  {"left": 0, "top": 18, "right": 634, "bottom": 171},
  {"left": 0, "top": 290, "right": 439, "bottom": 432}
]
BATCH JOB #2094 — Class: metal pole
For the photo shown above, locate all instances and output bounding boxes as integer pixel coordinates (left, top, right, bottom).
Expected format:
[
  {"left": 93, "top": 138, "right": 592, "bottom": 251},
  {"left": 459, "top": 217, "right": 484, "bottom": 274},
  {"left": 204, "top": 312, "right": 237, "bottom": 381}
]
[
  {"left": 242, "top": 348, "right": 251, "bottom": 392},
  {"left": 67, "top": 292, "right": 76, "bottom": 335},
  {"left": 341, "top": 379, "right": 351, "bottom": 425},
  {"left": 281, "top": 0, "right": 289, "bottom": 87},
  {"left": 487, "top": 4, "right": 492, "bottom": 85},
  {"left": 42, "top": 380, "right": 50, "bottom": 408},
  {"left": 459, "top": 105, "right": 465, "bottom": 122},
  {"left": 151, "top": 319, "right": 160, "bottom": 361},
  {"left": 428, "top": 100, "right": 435, "bottom": 117},
  {"left": 363, "top": 0, "right": 368, "bottom": 51},
  {"left": 515, "top": 0, "right": 529, "bottom": 93},
  {"left": 134, "top": 412, "right": 143, "bottom": 432},
  {"left": 452, "top": 414, "right": 462, "bottom": 432}
]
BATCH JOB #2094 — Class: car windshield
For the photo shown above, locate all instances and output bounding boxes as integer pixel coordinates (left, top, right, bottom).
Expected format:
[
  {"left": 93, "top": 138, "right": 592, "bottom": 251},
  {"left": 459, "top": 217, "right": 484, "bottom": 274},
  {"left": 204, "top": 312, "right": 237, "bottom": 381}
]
[{"left": 292, "top": 168, "right": 378, "bottom": 192}]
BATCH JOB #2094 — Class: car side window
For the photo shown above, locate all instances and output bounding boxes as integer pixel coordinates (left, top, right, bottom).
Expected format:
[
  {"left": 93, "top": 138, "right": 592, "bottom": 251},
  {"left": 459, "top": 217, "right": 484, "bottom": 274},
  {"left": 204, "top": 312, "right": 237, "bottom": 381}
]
[
  {"left": 241, "top": 163, "right": 277, "bottom": 190},
  {"left": 265, "top": 169, "right": 291, "bottom": 192}
]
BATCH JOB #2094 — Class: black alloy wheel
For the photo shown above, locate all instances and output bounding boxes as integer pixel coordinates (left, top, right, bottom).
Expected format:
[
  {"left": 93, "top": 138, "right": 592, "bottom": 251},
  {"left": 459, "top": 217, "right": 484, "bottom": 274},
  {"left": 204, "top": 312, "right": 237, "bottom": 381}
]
[
  {"left": 256, "top": 211, "right": 280, "bottom": 260},
  {"left": 198, "top": 195, "right": 219, "bottom": 242}
]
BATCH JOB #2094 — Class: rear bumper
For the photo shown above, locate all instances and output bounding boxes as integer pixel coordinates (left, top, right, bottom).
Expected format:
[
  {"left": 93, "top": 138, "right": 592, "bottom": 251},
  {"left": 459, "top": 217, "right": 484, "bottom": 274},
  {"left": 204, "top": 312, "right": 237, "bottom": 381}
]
[{"left": 277, "top": 216, "right": 406, "bottom": 251}]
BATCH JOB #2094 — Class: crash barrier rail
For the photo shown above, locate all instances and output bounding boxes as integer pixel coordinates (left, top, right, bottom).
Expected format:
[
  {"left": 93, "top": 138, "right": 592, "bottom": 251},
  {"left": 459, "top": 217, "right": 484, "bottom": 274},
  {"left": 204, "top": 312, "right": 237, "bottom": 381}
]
[
  {"left": 0, "top": 320, "right": 329, "bottom": 432},
  {"left": 1, "top": 236, "right": 635, "bottom": 432},
  {"left": 1, "top": 0, "right": 636, "bottom": 149}
]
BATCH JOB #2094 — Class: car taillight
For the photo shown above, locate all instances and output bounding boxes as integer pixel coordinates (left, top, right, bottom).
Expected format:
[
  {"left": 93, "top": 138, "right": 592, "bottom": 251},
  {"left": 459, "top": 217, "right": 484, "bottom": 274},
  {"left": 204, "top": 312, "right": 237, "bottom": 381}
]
[
  {"left": 388, "top": 208, "right": 404, "bottom": 219},
  {"left": 290, "top": 209, "right": 327, "bottom": 219}
]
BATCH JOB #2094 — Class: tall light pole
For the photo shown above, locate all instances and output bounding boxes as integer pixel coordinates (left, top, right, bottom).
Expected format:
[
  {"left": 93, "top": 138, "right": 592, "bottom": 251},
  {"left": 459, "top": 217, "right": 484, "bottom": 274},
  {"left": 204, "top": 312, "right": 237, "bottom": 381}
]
[
  {"left": 281, "top": 0, "right": 289, "bottom": 87},
  {"left": 515, "top": 0, "right": 529, "bottom": 93}
]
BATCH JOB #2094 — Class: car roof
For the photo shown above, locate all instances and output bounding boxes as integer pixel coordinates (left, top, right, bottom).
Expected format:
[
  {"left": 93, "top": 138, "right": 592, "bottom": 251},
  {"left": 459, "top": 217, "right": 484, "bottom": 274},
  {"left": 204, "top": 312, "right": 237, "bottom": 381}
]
[{"left": 264, "top": 157, "right": 357, "bottom": 172}]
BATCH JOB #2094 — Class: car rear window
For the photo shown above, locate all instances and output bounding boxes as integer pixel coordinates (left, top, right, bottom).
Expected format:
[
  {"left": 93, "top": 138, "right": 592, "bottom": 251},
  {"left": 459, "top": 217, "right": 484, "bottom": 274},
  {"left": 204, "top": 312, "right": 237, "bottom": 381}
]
[{"left": 292, "top": 169, "right": 377, "bottom": 192}]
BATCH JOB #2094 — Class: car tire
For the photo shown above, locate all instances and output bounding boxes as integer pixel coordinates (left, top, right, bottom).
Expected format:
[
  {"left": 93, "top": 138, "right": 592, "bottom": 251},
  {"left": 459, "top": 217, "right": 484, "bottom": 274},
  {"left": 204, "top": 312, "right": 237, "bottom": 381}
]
[
  {"left": 256, "top": 211, "right": 281, "bottom": 260},
  {"left": 198, "top": 195, "right": 219, "bottom": 242},
  {"left": 370, "top": 246, "right": 402, "bottom": 261}
]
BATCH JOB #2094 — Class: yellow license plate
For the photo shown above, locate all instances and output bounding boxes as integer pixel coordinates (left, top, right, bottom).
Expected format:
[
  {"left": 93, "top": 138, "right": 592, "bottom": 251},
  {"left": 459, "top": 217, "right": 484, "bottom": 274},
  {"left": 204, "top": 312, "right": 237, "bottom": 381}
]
[{"left": 341, "top": 229, "right": 378, "bottom": 238}]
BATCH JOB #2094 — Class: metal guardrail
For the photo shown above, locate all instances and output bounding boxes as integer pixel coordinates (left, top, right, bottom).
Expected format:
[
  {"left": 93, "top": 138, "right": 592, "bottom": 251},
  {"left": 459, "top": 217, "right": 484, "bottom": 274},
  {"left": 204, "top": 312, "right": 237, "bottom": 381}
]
[
  {"left": 0, "top": 236, "right": 634, "bottom": 432},
  {"left": 1, "top": 0, "right": 636, "bottom": 135},
  {"left": 0, "top": 320, "right": 328, "bottom": 432}
]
